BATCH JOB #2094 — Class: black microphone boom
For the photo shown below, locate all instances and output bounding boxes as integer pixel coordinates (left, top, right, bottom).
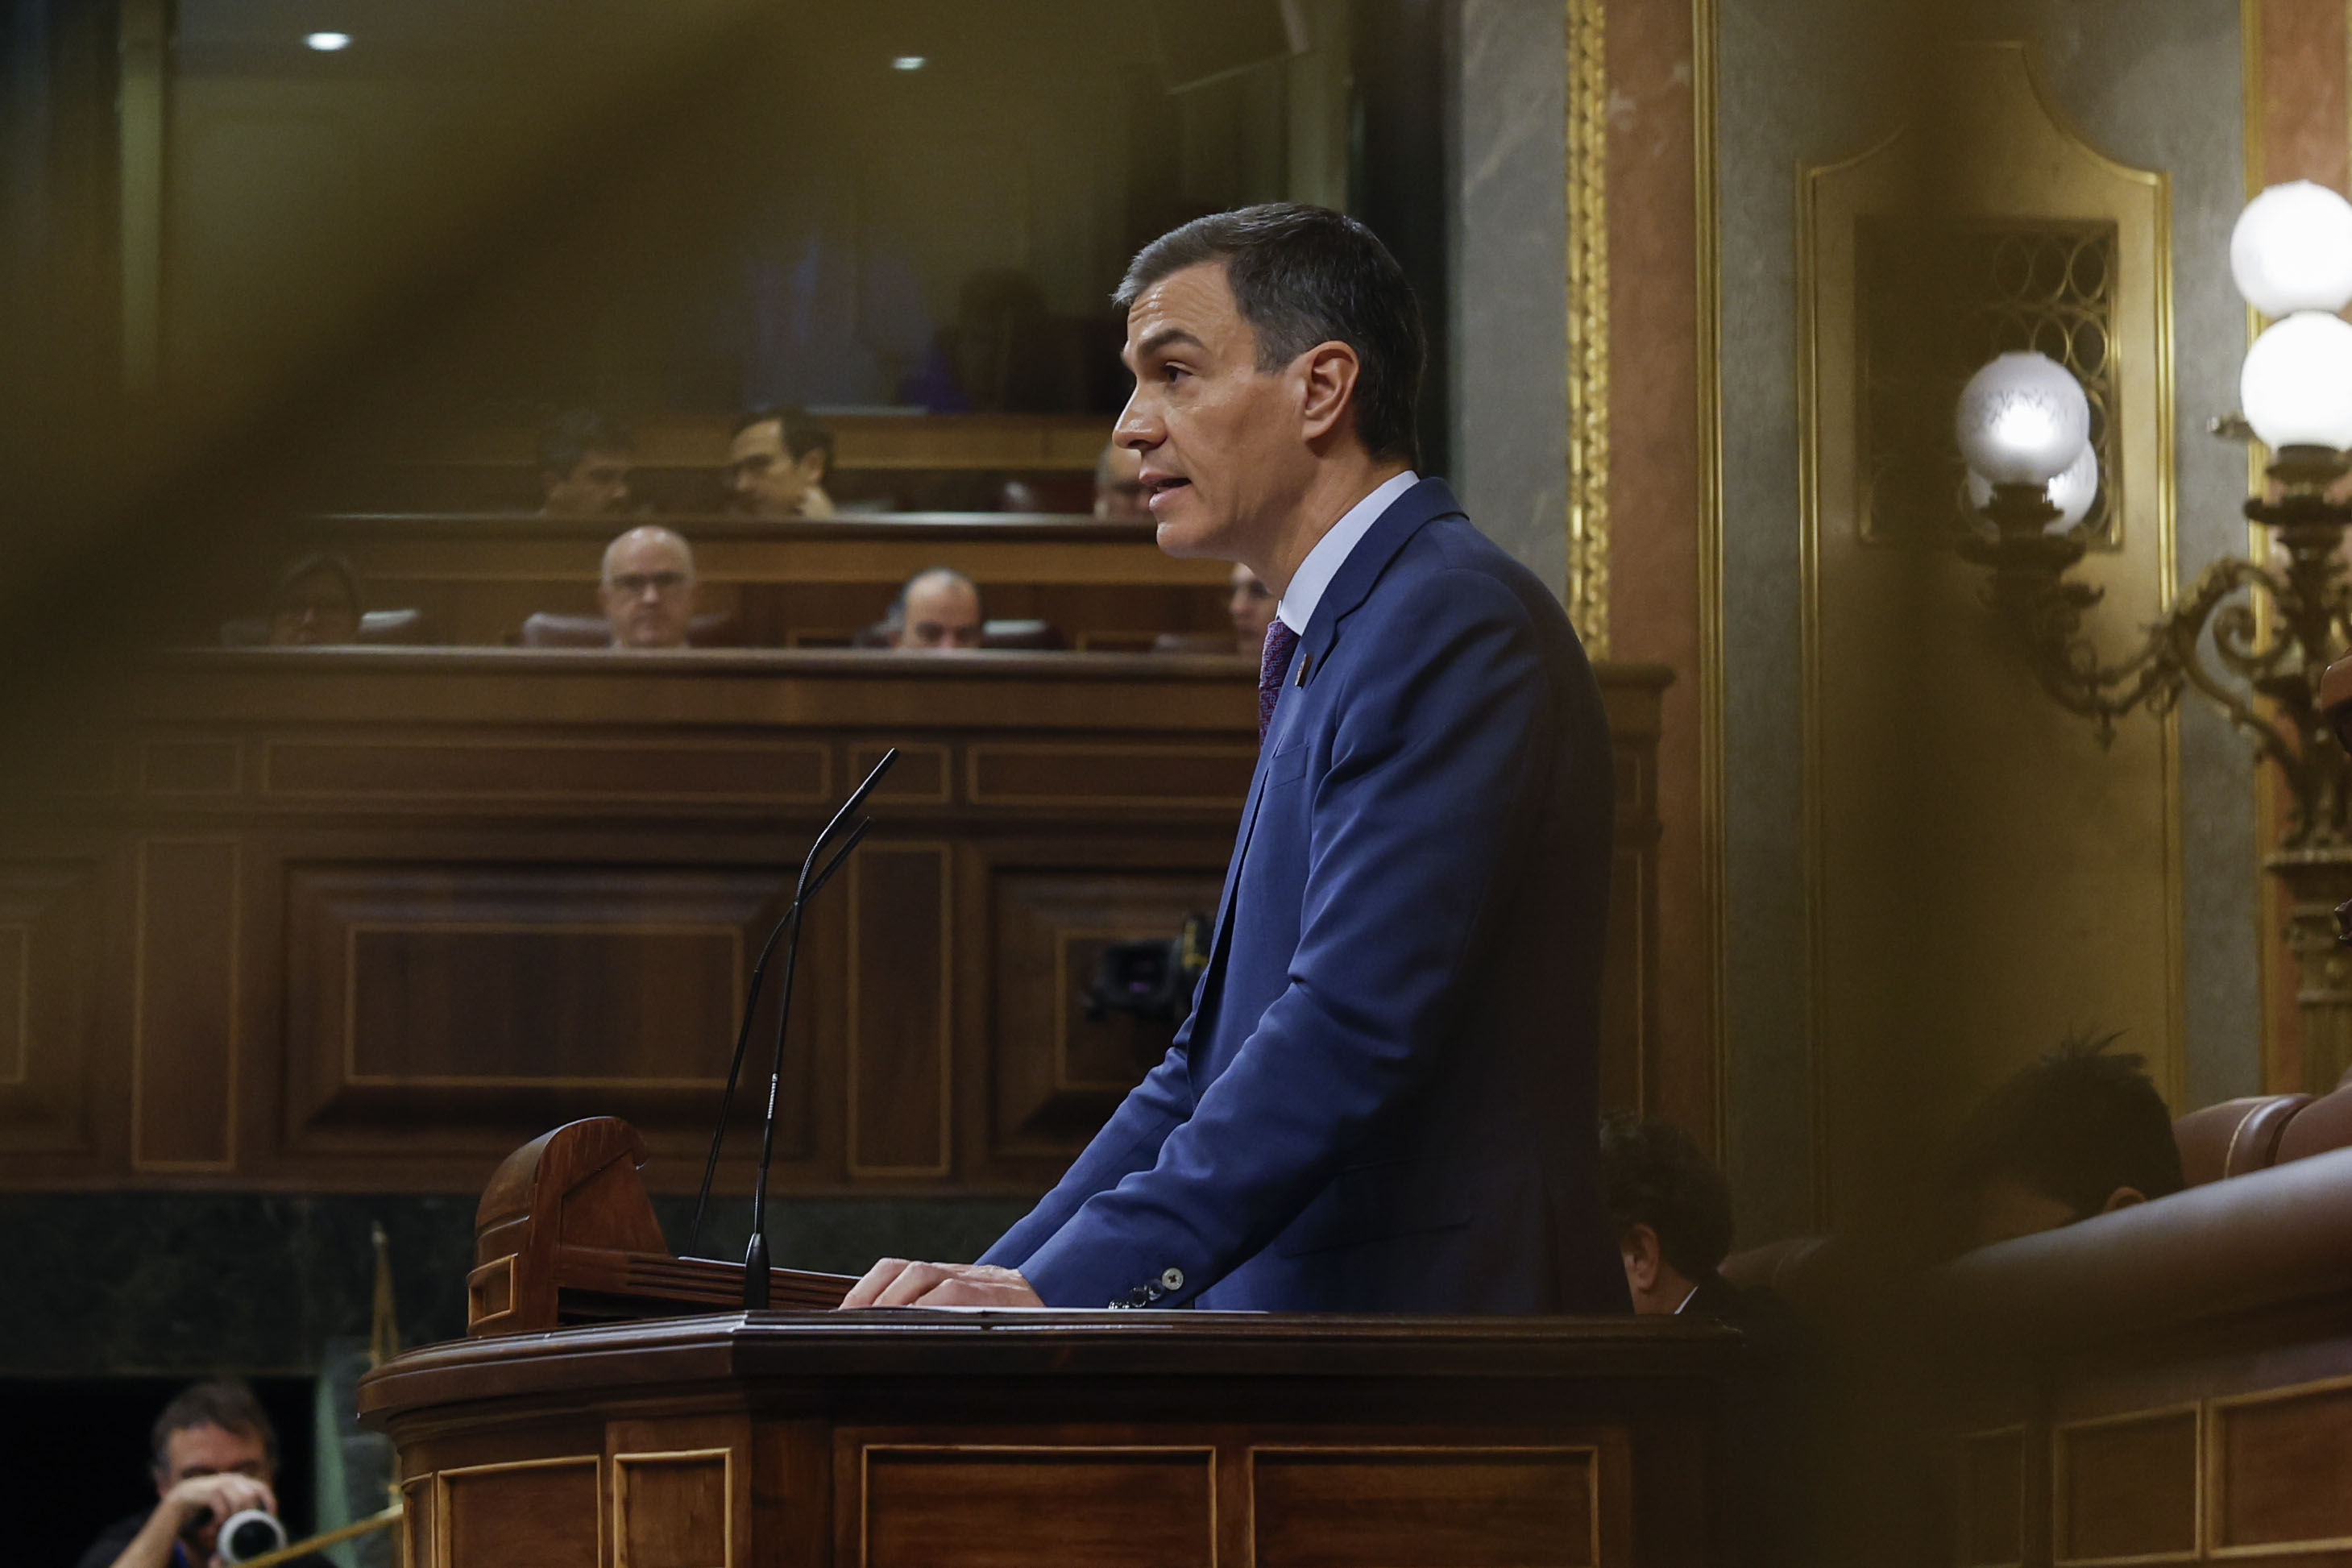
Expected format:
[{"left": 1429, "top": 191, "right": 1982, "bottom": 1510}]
[{"left": 685, "top": 749, "right": 897, "bottom": 1263}]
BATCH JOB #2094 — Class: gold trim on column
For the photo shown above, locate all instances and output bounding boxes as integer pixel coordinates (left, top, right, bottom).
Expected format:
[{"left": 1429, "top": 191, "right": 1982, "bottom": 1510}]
[
  {"left": 1693, "top": 0, "right": 1727, "bottom": 1154},
  {"left": 1566, "top": 0, "right": 1612, "bottom": 656}
]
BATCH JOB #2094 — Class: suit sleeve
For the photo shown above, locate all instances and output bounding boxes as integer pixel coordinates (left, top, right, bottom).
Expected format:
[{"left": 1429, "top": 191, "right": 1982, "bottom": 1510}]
[
  {"left": 976, "top": 1016, "right": 1196, "bottom": 1268},
  {"left": 1015, "top": 567, "right": 1558, "bottom": 1307}
]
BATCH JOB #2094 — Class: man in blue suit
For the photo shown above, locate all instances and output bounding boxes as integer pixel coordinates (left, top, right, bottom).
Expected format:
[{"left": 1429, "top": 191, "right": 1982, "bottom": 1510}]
[{"left": 843, "top": 204, "right": 1626, "bottom": 1314}]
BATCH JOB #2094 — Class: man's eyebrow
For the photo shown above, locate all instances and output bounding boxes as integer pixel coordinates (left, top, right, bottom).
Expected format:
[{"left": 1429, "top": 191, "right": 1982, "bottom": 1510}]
[{"left": 1134, "top": 326, "right": 1205, "bottom": 359}]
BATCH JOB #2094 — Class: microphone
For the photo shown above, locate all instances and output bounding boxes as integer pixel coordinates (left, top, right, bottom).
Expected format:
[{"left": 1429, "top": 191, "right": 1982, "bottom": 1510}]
[{"left": 686, "top": 749, "right": 898, "bottom": 1263}]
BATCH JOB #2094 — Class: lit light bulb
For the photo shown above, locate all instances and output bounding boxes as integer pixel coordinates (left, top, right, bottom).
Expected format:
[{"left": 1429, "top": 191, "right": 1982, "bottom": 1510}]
[
  {"left": 1968, "top": 443, "right": 2099, "bottom": 534},
  {"left": 305, "top": 31, "right": 350, "bottom": 50},
  {"left": 2241, "top": 310, "right": 2352, "bottom": 451},
  {"left": 1954, "top": 351, "right": 2091, "bottom": 486},
  {"left": 891, "top": 55, "right": 926, "bottom": 70},
  {"left": 2231, "top": 181, "right": 2352, "bottom": 317}
]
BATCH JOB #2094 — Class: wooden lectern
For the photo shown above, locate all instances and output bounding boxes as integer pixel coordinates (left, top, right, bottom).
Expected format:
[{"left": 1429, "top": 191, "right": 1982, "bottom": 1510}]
[{"left": 361, "top": 1119, "right": 1741, "bottom": 1567}]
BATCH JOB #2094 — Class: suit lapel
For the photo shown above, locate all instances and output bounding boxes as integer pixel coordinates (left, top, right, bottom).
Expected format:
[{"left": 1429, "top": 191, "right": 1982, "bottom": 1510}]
[{"left": 1190, "top": 477, "right": 1465, "bottom": 1027}]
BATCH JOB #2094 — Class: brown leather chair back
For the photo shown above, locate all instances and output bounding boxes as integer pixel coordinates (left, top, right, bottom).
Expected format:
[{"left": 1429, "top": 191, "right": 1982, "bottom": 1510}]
[
  {"left": 2271, "top": 1080, "right": 2352, "bottom": 1167},
  {"left": 520, "top": 612, "right": 737, "bottom": 649},
  {"left": 2174, "top": 1094, "right": 2312, "bottom": 1186}
]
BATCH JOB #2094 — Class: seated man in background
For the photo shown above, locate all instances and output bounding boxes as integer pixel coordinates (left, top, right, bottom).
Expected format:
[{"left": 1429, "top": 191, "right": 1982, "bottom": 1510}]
[
  {"left": 1599, "top": 1110, "right": 1752, "bottom": 1319},
  {"left": 727, "top": 407, "right": 836, "bottom": 519},
  {"left": 1947, "top": 1034, "right": 2185, "bottom": 1251},
  {"left": 599, "top": 525, "right": 699, "bottom": 649},
  {"left": 1228, "top": 564, "right": 1276, "bottom": 653},
  {"left": 537, "top": 408, "right": 633, "bottom": 516},
  {"left": 885, "top": 566, "right": 985, "bottom": 651},
  {"left": 1093, "top": 440, "right": 1150, "bottom": 521},
  {"left": 268, "top": 554, "right": 362, "bottom": 646},
  {"left": 79, "top": 1379, "right": 313, "bottom": 1568}
]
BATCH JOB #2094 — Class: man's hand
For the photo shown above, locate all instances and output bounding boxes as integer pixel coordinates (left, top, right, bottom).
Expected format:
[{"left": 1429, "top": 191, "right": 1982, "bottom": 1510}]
[
  {"left": 165, "top": 1471, "right": 276, "bottom": 1533},
  {"left": 838, "top": 1259, "right": 1043, "bottom": 1309}
]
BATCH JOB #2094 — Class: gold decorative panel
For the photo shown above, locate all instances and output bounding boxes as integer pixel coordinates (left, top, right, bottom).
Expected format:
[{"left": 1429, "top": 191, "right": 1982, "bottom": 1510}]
[
  {"left": 2053, "top": 1407, "right": 2198, "bottom": 1565},
  {"left": 1799, "top": 41, "right": 2182, "bottom": 1226}
]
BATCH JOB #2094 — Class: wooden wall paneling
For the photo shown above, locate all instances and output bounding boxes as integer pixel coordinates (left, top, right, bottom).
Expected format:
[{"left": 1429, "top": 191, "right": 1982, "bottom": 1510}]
[
  {"left": 844, "top": 1441, "right": 1218, "bottom": 1568},
  {"left": 2208, "top": 1375, "right": 2352, "bottom": 1557},
  {"left": 263, "top": 735, "right": 830, "bottom": 810},
  {"left": 400, "top": 1473, "right": 436, "bottom": 1568},
  {"left": 1248, "top": 1446, "right": 1603, "bottom": 1568},
  {"left": 280, "top": 861, "right": 815, "bottom": 1171},
  {"left": 0, "top": 858, "right": 103, "bottom": 1155},
  {"left": 978, "top": 853, "right": 1228, "bottom": 1163},
  {"left": 2051, "top": 1405, "right": 2198, "bottom": 1566},
  {"left": 609, "top": 1415, "right": 752, "bottom": 1568},
  {"left": 966, "top": 743, "right": 1257, "bottom": 811},
  {"left": 1953, "top": 1426, "right": 2026, "bottom": 1568},
  {"left": 436, "top": 1454, "right": 601, "bottom": 1568},
  {"left": 847, "top": 843, "right": 952, "bottom": 1178},
  {"left": 131, "top": 836, "right": 243, "bottom": 1171}
]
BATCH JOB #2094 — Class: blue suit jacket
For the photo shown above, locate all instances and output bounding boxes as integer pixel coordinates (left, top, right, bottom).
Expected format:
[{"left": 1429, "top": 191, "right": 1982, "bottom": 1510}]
[{"left": 981, "top": 479, "right": 1628, "bottom": 1313}]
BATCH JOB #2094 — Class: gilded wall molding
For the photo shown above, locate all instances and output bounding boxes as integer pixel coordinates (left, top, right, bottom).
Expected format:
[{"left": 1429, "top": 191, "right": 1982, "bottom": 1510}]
[
  {"left": 1693, "top": 0, "right": 1727, "bottom": 1151},
  {"left": 1566, "top": 0, "right": 1612, "bottom": 656}
]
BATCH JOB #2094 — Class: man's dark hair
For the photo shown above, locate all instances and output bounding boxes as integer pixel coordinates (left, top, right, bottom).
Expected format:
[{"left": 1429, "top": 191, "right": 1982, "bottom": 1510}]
[
  {"left": 1114, "top": 203, "right": 1426, "bottom": 466},
  {"left": 1947, "top": 1032, "right": 2185, "bottom": 1222},
  {"left": 1599, "top": 1112, "right": 1736, "bottom": 1282},
  {"left": 272, "top": 552, "right": 360, "bottom": 613},
  {"left": 537, "top": 407, "right": 633, "bottom": 479},
  {"left": 151, "top": 1379, "right": 278, "bottom": 1474},
  {"left": 734, "top": 406, "right": 835, "bottom": 468}
]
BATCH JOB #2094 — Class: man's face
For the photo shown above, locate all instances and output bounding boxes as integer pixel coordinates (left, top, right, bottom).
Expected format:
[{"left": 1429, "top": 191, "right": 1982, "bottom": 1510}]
[
  {"left": 1093, "top": 443, "right": 1150, "bottom": 521},
  {"left": 1228, "top": 562, "right": 1276, "bottom": 653},
  {"left": 727, "top": 421, "right": 826, "bottom": 516},
  {"left": 1115, "top": 261, "right": 1317, "bottom": 565},
  {"left": 890, "top": 577, "right": 984, "bottom": 651},
  {"left": 543, "top": 450, "right": 631, "bottom": 516},
  {"left": 599, "top": 531, "right": 697, "bottom": 649},
  {"left": 269, "top": 570, "right": 359, "bottom": 646},
  {"left": 158, "top": 1423, "right": 272, "bottom": 1556}
]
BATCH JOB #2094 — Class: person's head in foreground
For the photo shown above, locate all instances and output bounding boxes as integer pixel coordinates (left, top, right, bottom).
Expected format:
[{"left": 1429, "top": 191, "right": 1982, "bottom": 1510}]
[
  {"left": 1111, "top": 202, "right": 1422, "bottom": 581},
  {"left": 598, "top": 525, "right": 698, "bottom": 649},
  {"left": 268, "top": 554, "right": 362, "bottom": 646},
  {"left": 1599, "top": 1111, "right": 1736, "bottom": 1315},
  {"left": 1946, "top": 1032, "right": 2185, "bottom": 1252},
  {"left": 1228, "top": 563, "right": 1276, "bottom": 652},
  {"left": 148, "top": 1379, "right": 280, "bottom": 1564},
  {"left": 886, "top": 567, "right": 984, "bottom": 651},
  {"left": 537, "top": 408, "right": 633, "bottom": 516},
  {"left": 727, "top": 407, "right": 835, "bottom": 518},
  {"left": 1093, "top": 441, "right": 1150, "bottom": 521}
]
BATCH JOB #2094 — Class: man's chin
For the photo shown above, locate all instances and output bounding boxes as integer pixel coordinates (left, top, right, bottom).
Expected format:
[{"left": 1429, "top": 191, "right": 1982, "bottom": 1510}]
[{"left": 1152, "top": 508, "right": 1226, "bottom": 559}]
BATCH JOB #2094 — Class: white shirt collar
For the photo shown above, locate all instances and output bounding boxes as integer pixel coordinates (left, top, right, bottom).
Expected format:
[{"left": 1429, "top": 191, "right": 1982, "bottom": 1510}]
[
  {"left": 1275, "top": 470, "right": 1420, "bottom": 635},
  {"left": 1670, "top": 1283, "right": 1700, "bottom": 1315}
]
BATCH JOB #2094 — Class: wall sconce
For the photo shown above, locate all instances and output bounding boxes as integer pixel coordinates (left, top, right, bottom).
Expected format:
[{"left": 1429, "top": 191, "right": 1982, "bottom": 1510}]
[{"left": 1959, "top": 180, "right": 2352, "bottom": 1089}]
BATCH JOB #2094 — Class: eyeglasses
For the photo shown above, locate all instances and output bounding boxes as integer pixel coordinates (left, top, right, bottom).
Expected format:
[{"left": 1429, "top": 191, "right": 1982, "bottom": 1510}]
[{"left": 609, "top": 570, "right": 687, "bottom": 597}]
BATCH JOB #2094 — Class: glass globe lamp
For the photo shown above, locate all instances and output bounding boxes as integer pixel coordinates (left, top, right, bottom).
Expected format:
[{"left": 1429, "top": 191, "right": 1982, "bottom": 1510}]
[
  {"left": 2230, "top": 180, "right": 2352, "bottom": 318},
  {"left": 1968, "top": 442, "right": 2097, "bottom": 534},
  {"left": 1954, "top": 352, "right": 2091, "bottom": 486},
  {"left": 2240, "top": 311, "right": 2352, "bottom": 453}
]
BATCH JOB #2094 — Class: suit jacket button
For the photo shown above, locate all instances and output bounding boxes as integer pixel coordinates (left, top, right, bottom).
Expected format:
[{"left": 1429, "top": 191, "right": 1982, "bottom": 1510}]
[{"left": 1159, "top": 1268, "right": 1184, "bottom": 1292}]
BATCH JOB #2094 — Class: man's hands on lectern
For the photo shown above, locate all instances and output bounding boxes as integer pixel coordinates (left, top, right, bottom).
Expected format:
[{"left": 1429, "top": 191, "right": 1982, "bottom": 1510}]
[{"left": 839, "top": 1259, "right": 1044, "bottom": 1309}]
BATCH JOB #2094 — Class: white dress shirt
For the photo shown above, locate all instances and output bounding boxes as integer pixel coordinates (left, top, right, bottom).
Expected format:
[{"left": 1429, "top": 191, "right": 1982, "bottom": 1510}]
[{"left": 1275, "top": 470, "right": 1421, "bottom": 635}]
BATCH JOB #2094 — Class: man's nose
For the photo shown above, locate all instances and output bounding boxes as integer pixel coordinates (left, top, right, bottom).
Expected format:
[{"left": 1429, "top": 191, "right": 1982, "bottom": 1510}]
[{"left": 1113, "top": 392, "right": 1159, "bottom": 450}]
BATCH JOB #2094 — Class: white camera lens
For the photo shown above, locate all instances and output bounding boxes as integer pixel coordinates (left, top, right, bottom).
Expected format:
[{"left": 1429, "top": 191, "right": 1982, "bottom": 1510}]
[{"left": 217, "top": 1509, "right": 287, "bottom": 1564}]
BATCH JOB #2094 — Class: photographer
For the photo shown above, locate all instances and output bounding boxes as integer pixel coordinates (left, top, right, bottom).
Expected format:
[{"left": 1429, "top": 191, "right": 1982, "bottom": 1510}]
[{"left": 76, "top": 1379, "right": 313, "bottom": 1568}]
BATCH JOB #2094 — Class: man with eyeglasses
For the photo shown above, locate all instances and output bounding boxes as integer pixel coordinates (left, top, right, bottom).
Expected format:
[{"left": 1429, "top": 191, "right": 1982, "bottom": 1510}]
[{"left": 598, "top": 525, "right": 699, "bottom": 649}]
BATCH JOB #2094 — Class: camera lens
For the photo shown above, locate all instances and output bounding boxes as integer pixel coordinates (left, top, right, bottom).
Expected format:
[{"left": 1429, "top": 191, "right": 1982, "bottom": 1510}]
[{"left": 218, "top": 1509, "right": 287, "bottom": 1564}]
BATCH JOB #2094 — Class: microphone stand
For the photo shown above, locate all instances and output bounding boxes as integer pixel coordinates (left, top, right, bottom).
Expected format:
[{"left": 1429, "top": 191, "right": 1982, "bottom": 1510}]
[{"left": 685, "top": 749, "right": 898, "bottom": 1268}]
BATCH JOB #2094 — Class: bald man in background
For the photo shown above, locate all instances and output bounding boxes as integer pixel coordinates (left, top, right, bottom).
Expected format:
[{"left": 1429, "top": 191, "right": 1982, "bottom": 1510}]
[
  {"left": 599, "top": 526, "right": 699, "bottom": 649},
  {"left": 886, "top": 567, "right": 985, "bottom": 651}
]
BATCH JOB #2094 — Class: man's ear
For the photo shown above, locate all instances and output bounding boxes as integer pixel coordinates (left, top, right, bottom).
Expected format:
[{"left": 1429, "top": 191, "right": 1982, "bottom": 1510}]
[
  {"left": 794, "top": 448, "right": 828, "bottom": 483},
  {"left": 1618, "top": 1223, "right": 1663, "bottom": 1292},
  {"left": 2100, "top": 1186, "right": 2147, "bottom": 1214},
  {"left": 1295, "top": 341, "right": 1363, "bottom": 445}
]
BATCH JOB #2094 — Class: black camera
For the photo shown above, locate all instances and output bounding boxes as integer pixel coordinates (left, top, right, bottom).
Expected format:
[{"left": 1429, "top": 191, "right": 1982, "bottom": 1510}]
[{"left": 1084, "top": 915, "right": 1210, "bottom": 1030}]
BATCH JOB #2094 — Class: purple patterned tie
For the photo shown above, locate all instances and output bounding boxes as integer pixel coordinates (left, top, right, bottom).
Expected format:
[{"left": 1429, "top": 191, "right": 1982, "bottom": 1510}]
[{"left": 1259, "top": 619, "right": 1300, "bottom": 744}]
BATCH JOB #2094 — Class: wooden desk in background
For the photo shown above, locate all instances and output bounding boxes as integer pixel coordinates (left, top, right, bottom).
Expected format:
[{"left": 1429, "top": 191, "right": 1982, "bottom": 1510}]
[
  {"left": 313, "top": 512, "right": 1234, "bottom": 650},
  {"left": 0, "top": 649, "right": 1670, "bottom": 1193}
]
